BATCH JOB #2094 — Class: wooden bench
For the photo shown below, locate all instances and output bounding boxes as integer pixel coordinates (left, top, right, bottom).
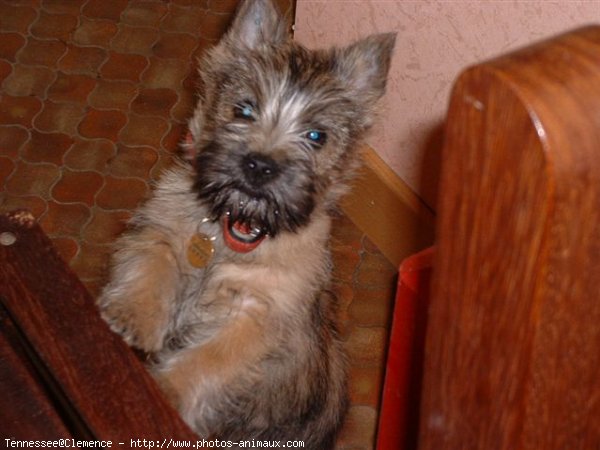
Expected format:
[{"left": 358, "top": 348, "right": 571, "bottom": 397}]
[
  {"left": 418, "top": 25, "right": 600, "bottom": 449},
  {"left": 0, "top": 210, "right": 197, "bottom": 445}
]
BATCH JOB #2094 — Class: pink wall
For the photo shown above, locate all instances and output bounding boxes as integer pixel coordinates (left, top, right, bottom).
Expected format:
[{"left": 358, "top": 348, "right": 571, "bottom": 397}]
[{"left": 294, "top": 1, "right": 600, "bottom": 207}]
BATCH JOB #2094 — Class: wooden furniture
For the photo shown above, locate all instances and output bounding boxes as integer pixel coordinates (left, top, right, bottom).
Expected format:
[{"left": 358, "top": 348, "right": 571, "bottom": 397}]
[
  {"left": 419, "top": 26, "right": 600, "bottom": 449},
  {"left": 0, "top": 210, "right": 197, "bottom": 443}
]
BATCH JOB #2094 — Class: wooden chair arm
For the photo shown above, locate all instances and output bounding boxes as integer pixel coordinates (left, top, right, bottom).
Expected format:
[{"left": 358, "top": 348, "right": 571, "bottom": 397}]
[
  {"left": 419, "top": 26, "right": 600, "bottom": 449},
  {"left": 0, "top": 210, "right": 198, "bottom": 443}
]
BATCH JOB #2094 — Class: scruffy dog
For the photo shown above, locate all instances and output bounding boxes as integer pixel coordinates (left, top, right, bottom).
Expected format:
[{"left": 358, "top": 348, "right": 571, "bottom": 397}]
[{"left": 98, "top": 0, "right": 395, "bottom": 447}]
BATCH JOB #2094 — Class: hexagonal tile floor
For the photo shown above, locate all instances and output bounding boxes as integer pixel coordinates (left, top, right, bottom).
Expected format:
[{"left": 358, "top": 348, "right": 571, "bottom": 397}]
[{"left": 0, "top": 1, "right": 398, "bottom": 448}]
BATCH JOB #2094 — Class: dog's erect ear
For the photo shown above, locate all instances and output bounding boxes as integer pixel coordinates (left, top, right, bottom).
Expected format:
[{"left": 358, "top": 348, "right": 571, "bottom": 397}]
[
  {"left": 334, "top": 32, "right": 397, "bottom": 104},
  {"left": 225, "top": 0, "right": 287, "bottom": 49}
]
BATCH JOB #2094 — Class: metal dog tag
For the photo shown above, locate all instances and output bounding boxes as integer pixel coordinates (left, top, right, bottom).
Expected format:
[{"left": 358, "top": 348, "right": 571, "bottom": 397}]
[{"left": 187, "top": 233, "right": 214, "bottom": 268}]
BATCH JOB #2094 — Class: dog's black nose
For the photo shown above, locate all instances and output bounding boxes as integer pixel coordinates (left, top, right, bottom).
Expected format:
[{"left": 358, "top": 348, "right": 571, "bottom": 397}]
[{"left": 242, "top": 152, "right": 280, "bottom": 186}]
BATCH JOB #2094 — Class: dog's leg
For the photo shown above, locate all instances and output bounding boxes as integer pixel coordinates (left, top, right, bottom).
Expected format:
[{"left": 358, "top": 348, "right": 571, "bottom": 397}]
[
  {"left": 151, "top": 284, "right": 270, "bottom": 432},
  {"left": 98, "top": 227, "right": 180, "bottom": 352}
]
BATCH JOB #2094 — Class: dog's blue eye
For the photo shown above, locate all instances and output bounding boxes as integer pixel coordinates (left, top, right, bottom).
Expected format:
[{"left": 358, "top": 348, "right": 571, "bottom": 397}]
[
  {"left": 234, "top": 102, "right": 255, "bottom": 120},
  {"left": 305, "top": 130, "right": 326, "bottom": 147}
]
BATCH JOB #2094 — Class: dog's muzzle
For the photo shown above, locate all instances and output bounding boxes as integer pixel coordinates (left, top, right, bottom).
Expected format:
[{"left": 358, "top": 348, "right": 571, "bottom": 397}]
[{"left": 241, "top": 152, "right": 280, "bottom": 188}]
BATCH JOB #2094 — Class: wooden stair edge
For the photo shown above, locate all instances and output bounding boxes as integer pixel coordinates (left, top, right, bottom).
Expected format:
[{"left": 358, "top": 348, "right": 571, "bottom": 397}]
[
  {"left": 0, "top": 209, "right": 198, "bottom": 442},
  {"left": 419, "top": 25, "right": 600, "bottom": 449},
  {"left": 341, "top": 144, "right": 436, "bottom": 267}
]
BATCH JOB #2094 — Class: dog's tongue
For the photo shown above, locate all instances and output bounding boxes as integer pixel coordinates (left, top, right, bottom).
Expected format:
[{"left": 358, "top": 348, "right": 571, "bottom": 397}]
[{"left": 223, "top": 216, "right": 267, "bottom": 253}]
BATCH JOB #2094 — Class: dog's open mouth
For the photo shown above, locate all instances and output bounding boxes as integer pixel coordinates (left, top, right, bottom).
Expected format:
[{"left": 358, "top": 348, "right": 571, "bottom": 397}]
[{"left": 222, "top": 214, "right": 267, "bottom": 253}]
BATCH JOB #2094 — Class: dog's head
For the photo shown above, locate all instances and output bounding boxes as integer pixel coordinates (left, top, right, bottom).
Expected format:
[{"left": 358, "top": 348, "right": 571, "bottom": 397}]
[{"left": 190, "top": 0, "right": 395, "bottom": 249}]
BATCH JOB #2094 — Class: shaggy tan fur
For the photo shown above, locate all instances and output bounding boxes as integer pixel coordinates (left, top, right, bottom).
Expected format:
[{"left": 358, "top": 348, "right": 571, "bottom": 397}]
[{"left": 98, "top": 0, "right": 395, "bottom": 447}]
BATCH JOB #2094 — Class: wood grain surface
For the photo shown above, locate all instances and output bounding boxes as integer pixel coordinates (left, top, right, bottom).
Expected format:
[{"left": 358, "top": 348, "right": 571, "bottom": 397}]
[
  {"left": 419, "top": 26, "right": 600, "bottom": 449},
  {"left": 0, "top": 210, "right": 198, "bottom": 442}
]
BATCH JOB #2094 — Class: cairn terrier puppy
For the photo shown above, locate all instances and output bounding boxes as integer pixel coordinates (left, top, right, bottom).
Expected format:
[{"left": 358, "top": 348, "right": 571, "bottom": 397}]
[{"left": 98, "top": 0, "right": 395, "bottom": 446}]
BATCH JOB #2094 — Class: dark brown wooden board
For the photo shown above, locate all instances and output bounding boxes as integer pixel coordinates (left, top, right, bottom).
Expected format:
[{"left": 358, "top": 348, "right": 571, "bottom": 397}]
[
  {"left": 0, "top": 305, "right": 73, "bottom": 440},
  {"left": 0, "top": 210, "right": 198, "bottom": 442},
  {"left": 419, "top": 26, "right": 600, "bottom": 449}
]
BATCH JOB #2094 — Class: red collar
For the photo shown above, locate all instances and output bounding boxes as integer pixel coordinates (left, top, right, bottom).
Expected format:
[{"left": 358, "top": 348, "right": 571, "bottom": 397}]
[{"left": 189, "top": 130, "right": 267, "bottom": 253}]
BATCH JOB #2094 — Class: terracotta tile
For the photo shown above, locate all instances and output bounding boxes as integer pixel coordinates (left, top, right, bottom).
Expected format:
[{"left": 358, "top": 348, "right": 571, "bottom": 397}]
[
  {"left": 30, "top": 11, "right": 78, "bottom": 41},
  {"left": 107, "top": 144, "right": 158, "bottom": 179},
  {"left": 348, "top": 364, "right": 385, "bottom": 408},
  {"left": 72, "top": 17, "right": 118, "bottom": 47},
  {"left": 121, "top": 1, "right": 168, "bottom": 28},
  {"left": 334, "top": 280, "right": 355, "bottom": 311},
  {"left": 131, "top": 87, "right": 178, "bottom": 117},
  {"left": 335, "top": 405, "right": 377, "bottom": 450},
  {"left": 82, "top": 0, "right": 128, "bottom": 21},
  {"left": 0, "top": 0, "right": 41, "bottom": 6},
  {"left": 171, "top": 89, "right": 197, "bottom": 123},
  {"left": 207, "top": 0, "right": 238, "bottom": 14},
  {"left": 5, "top": 160, "right": 60, "bottom": 198},
  {"left": 87, "top": 79, "right": 137, "bottom": 110},
  {"left": 50, "top": 236, "right": 79, "bottom": 264},
  {"left": 333, "top": 282, "right": 355, "bottom": 339},
  {"left": 331, "top": 243, "right": 360, "bottom": 283},
  {"left": 0, "top": 3, "right": 37, "bottom": 33},
  {"left": 2, "top": 64, "right": 56, "bottom": 97},
  {"left": 110, "top": 24, "right": 159, "bottom": 55},
  {"left": 96, "top": 175, "right": 148, "bottom": 210},
  {"left": 47, "top": 72, "right": 97, "bottom": 103},
  {"left": 146, "top": 56, "right": 191, "bottom": 89},
  {"left": 70, "top": 241, "right": 112, "bottom": 281},
  {"left": 172, "top": 0, "right": 207, "bottom": 7},
  {"left": 182, "top": 67, "right": 201, "bottom": 92},
  {"left": 0, "top": 125, "right": 29, "bottom": 159},
  {"left": 332, "top": 214, "right": 364, "bottom": 251},
  {"left": 51, "top": 168, "right": 104, "bottom": 206},
  {"left": 0, "top": 59, "right": 12, "bottom": 84},
  {"left": 78, "top": 108, "right": 128, "bottom": 142},
  {"left": 41, "top": 0, "right": 86, "bottom": 15},
  {"left": 39, "top": 200, "right": 91, "bottom": 237},
  {"left": 63, "top": 138, "right": 115, "bottom": 172},
  {"left": 0, "top": 5, "right": 393, "bottom": 448},
  {"left": 82, "top": 207, "right": 130, "bottom": 244},
  {"left": 348, "top": 286, "right": 395, "bottom": 328},
  {"left": 161, "top": 5, "right": 207, "bottom": 35},
  {"left": 152, "top": 32, "right": 198, "bottom": 60},
  {"left": 0, "top": 95, "right": 43, "bottom": 127},
  {"left": 119, "top": 114, "right": 169, "bottom": 147},
  {"left": 344, "top": 326, "right": 388, "bottom": 367},
  {"left": 58, "top": 44, "right": 108, "bottom": 75},
  {"left": 100, "top": 51, "right": 149, "bottom": 82},
  {"left": 161, "top": 122, "right": 186, "bottom": 153},
  {"left": 362, "top": 235, "right": 384, "bottom": 255},
  {"left": 356, "top": 251, "right": 396, "bottom": 288},
  {"left": 33, "top": 100, "right": 86, "bottom": 135},
  {"left": 21, "top": 130, "right": 74, "bottom": 165},
  {"left": 0, "top": 32, "right": 26, "bottom": 61},
  {"left": 17, "top": 37, "right": 67, "bottom": 67},
  {"left": 0, "top": 157, "right": 16, "bottom": 186},
  {"left": 197, "top": 11, "right": 233, "bottom": 41},
  {"left": 0, "top": 193, "right": 47, "bottom": 219},
  {"left": 150, "top": 151, "right": 175, "bottom": 181},
  {"left": 192, "top": 37, "right": 215, "bottom": 63}
]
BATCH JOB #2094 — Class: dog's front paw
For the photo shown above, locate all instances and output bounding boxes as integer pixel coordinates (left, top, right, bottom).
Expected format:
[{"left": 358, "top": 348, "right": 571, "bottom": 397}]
[{"left": 97, "top": 291, "right": 169, "bottom": 352}]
